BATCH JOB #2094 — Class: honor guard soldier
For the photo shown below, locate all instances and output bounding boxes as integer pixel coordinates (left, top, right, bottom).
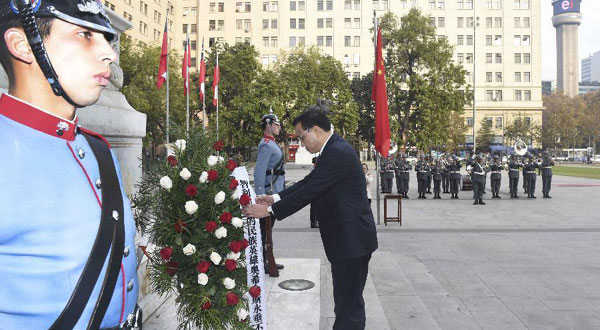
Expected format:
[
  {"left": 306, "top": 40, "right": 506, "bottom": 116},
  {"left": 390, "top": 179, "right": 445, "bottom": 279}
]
[
  {"left": 0, "top": 1, "right": 140, "bottom": 328},
  {"left": 425, "top": 156, "right": 433, "bottom": 194},
  {"left": 431, "top": 159, "right": 442, "bottom": 199},
  {"left": 523, "top": 154, "right": 540, "bottom": 198},
  {"left": 379, "top": 154, "right": 394, "bottom": 193},
  {"left": 471, "top": 155, "right": 486, "bottom": 205},
  {"left": 415, "top": 154, "right": 430, "bottom": 199},
  {"left": 489, "top": 155, "right": 502, "bottom": 198},
  {"left": 254, "top": 110, "right": 285, "bottom": 270},
  {"left": 441, "top": 156, "right": 450, "bottom": 194},
  {"left": 508, "top": 153, "right": 523, "bottom": 198},
  {"left": 395, "top": 153, "right": 411, "bottom": 199},
  {"left": 522, "top": 156, "right": 529, "bottom": 194},
  {"left": 449, "top": 156, "right": 462, "bottom": 199},
  {"left": 541, "top": 152, "right": 555, "bottom": 198}
]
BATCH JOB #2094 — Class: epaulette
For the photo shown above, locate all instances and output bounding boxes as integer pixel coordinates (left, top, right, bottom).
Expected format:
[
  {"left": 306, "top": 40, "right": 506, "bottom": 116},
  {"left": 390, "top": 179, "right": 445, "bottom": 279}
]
[{"left": 79, "top": 127, "right": 112, "bottom": 148}]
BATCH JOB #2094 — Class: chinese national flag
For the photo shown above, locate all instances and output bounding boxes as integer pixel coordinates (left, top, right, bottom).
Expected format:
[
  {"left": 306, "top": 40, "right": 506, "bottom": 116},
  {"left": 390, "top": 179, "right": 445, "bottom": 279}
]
[
  {"left": 373, "top": 27, "right": 391, "bottom": 157},
  {"left": 212, "top": 52, "right": 220, "bottom": 107},
  {"left": 198, "top": 40, "right": 206, "bottom": 101},
  {"left": 156, "top": 20, "right": 168, "bottom": 89},
  {"left": 182, "top": 34, "right": 191, "bottom": 95}
]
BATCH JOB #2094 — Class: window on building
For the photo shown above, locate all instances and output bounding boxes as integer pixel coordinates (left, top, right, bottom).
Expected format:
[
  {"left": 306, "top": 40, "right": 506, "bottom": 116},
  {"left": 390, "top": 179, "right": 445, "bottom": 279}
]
[
  {"left": 191, "top": 24, "right": 198, "bottom": 33},
  {"left": 486, "top": 53, "right": 493, "bottom": 63},
  {"left": 495, "top": 53, "right": 502, "bottom": 63},
  {"left": 290, "top": 1, "right": 297, "bottom": 11},
  {"left": 299, "top": 36, "right": 305, "bottom": 45},
  {"left": 261, "top": 55, "right": 269, "bottom": 65},
  {"left": 327, "top": 0, "right": 333, "bottom": 10},
  {"left": 429, "top": 17, "right": 436, "bottom": 26},
  {"left": 317, "top": 0, "right": 323, "bottom": 10},
  {"left": 184, "top": 23, "right": 189, "bottom": 33},
  {"left": 524, "top": 90, "right": 531, "bottom": 101},
  {"left": 438, "top": 17, "right": 445, "bottom": 28},
  {"left": 153, "top": 29, "right": 160, "bottom": 41},
  {"left": 299, "top": 1, "right": 305, "bottom": 10},
  {"left": 345, "top": 36, "right": 351, "bottom": 47},
  {"left": 486, "top": 17, "right": 493, "bottom": 28},
  {"left": 467, "top": 117, "right": 474, "bottom": 126},
  {"left": 236, "top": 37, "right": 243, "bottom": 44},
  {"left": 524, "top": 72, "right": 530, "bottom": 82},
  {"left": 466, "top": 16, "right": 473, "bottom": 27},
  {"left": 496, "top": 72, "right": 502, "bottom": 82},
  {"left": 217, "top": 2, "right": 224, "bottom": 12},
  {"left": 486, "top": 90, "right": 494, "bottom": 101},
  {"left": 263, "top": 37, "right": 269, "bottom": 47},
  {"left": 457, "top": 0, "right": 464, "bottom": 9},
  {"left": 354, "top": 0, "right": 360, "bottom": 9},
  {"left": 354, "top": 36, "right": 360, "bottom": 46},
  {"left": 515, "top": 72, "right": 522, "bottom": 82},
  {"left": 326, "top": 36, "right": 333, "bottom": 46},
  {"left": 290, "top": 18, "right": 296, "bottom": 29},
  {"left": 182, "top": 7, "right": 189, "bottom": 16},
  {"left": 524, "top": 53, "right": 530, "bottom": 63},
  {"left": 345, "top": 0, "right": 351, "bottom": 9},
  {"left": 317, "top": 36, "right": 324, "bottom": 46},
  {"left": 299, "top": 18, "right": 305, "bottom": 29},
  {"left": 485, "top": 117, "right": 493, "bottom": 126},
  {"left": 139, "top": 1, "right": 148, "bottom": 15},
  {"left": 457, "top": 53, "right": 464, "bottom": 64},
  {"left": 493, "top": 35, "right": 502, "bottom": 46},
  {"left": 465, "top": 0, "right": 473, "bottom": 9},
  {"left": 326, "top": 18, "right": 333, "bottom": 28},
  {"left": 345, "top": 18, "right": 352, "bottom": 28},
  {"left": 522, "top": 35, "right": 530, "bottom": 46},
  {"left": 486, "top": 72, "right": 493, "bottom": 82},
  {"left": 289, "top": 36, "right": 297, "bottom": 47},
  {"left": 514, "top": 35, "right": 521, "bottom": 46},
  {"left": 486, "top": 35, "right": 492, "bottom": 46},
  {"left": 209, "top": 2, "right": 216, "bottom": 12},
  {"left": 457, "top": 17, "right": 464, "bottom": 28},
  {"left": 264, "top": 19, "right": 270, "bottom": 29},
  {"left": 466, "top": 35, "right": 473, "bottom": 45},
  {"left": 495, "top": 17, "right": 502, "bottom": 27},
  {"left": 514, "top": 17, "right": 520, "bottom": 28},
  {"left": 523, "top": 17, "right": 530, "bottom": 27},
  {"left": 515, "top": 53, "right": 522, "bottom": 64},
  {"left": 466, "top": 53, "right": 473, "bottom": 63},
  {"left": 515, "top": 90, "right": 522, "bottom": 100},
  {"left": 458, "top": 35, "right": 464, "bottom": 45},
  {"left": 272, "top": 19, "right": 278, "bottom": 28},
  {"left": 437, "top": 0, "right": 445, "bottom": 9},
  {"left": 245, "top": 2, "right": 252, "bottom": 12},
  {"left": 485, "top": 0, "right": 492, "bottom": 9},
  {"left": 430, "top": 0, "right": 436, "bottom": 9},
  {"left": 354, "top": 18, "right": 361, "bottom": 28},
  {"left": 263, "top": 1, "right": 269, "bottom": 11},
  {"left": 244, "top": 19, "right": 251, "bottom": 30},
  {"left": 237, "top": 2, "right": 243, "bottom": 12},
  {"left": 271, "top": 37, "right": 278, "bottom": 47},
  {"left": 318, "top": 18, "right": 324, "bottom": 28},
  {"left": 496, "top": 117, "right": 503, "bottom": 128}
]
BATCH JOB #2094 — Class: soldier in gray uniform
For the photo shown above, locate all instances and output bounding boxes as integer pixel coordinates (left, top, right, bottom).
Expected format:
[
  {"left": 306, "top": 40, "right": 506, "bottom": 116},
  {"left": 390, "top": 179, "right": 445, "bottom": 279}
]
[
  {"left": 471, "top": 155, "right": 486, "bottom": 205},
  {"left": 508, "top": 153, "right": 523, "bottom": 198},
  {"left": 449, "top": 155, "right": 462, "bottom": 199},
  {"left": 379, "top": 155, "right": 394, "bottom": 193},
  {"left": 397, "top": 154, "right": 412, "bottom": 199},
  {"left": 254, "top": 110, "right": 285, "bottom": 270},
  {"left": 541, "top": 152, "right": 555, "bottom": 198},
  {"left": 426, "top": 156, "right": 433, "bottom": 194},
  {"left": 441, "top": 156, "right": 450, "bottom": 194},
  {"left": 431, "top": 159, "right": 443, "bottom": 199},
  {"left": 489, "top": 155, "right": 502, "bottom": 198},
  {"left": 415, "top": 154, "right": 430, "bottom": 199},
  {"left": 523, "top": 154, "right": 540, "bottom": 199}
]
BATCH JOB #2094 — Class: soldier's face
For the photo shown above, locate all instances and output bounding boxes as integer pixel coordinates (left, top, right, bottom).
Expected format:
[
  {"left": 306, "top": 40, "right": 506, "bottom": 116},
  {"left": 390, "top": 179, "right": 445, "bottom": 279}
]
[
  {"left": 43, "top": 19, "right": 117, "bottom": 106},
  {"left": 270, "top": 123, "right": 281, "bottom": 136}
]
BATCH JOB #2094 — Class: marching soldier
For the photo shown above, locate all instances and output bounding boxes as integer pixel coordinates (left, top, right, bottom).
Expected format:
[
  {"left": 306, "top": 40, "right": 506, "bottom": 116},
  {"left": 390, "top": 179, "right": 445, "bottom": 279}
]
[
  {"left": 449, "top": 155, "right": 462, "bottom": 199},
  {"left": 541, "top": 152, "right": 555, "bottom": 198},
  {"left": 489, "top": 155, "right": 502, "bottom": 198},
  {"left": 425, "top": 156, "right": 433, "bottom": 194},
  {"left": 379, "top": 155, "right": 394, "bottom": 193},
  {"left": 523, "top": 154, "right": 540, "bottom": 198},
  {"left": 522, "top": 156, "right": 529, "bottom": 194},
  {"left": 0, "top": 1, "right": 141, "bottom": 328},
  {"left": 441, "top": 156, "right": 450, "bottom": 194},
  {"left": 395, "top": 153, "right": 412, "bottom": 198},
  {"left": 508, "top": 153, "right": 523, "bottom": 198},
  {"left": 254, "top": 110, "right": 286, "bottom": 270},
  {"left": 471, "top": 155, "right": 486, "bottom": 205},
  {"left": 415, "top": 154, "right": 430, "bottom": 199},
  {"left": 432, "top": 159, "right": 443, "bottom": 199}
]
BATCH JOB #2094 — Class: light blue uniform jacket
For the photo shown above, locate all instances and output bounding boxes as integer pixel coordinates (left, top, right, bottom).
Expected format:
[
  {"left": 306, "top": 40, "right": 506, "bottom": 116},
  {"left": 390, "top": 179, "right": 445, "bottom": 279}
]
[{"left": 253, "top": 136, "right": 285, "bottom": 196}]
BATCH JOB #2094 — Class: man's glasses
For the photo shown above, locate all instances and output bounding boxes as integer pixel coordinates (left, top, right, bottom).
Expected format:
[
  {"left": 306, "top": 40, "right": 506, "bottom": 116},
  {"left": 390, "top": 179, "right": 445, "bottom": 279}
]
[{"left": 298, "top": 127, "right": 311, "bottom": 141}]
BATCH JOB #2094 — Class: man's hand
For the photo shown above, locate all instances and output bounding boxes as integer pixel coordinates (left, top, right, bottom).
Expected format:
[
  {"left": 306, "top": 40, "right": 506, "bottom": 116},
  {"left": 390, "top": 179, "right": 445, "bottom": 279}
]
[
  {"left": 256, "top": 195, "right": 274, "bottom": 206},
  {"left": 242, "top": 204, "right": 270, "bottom": 218}
]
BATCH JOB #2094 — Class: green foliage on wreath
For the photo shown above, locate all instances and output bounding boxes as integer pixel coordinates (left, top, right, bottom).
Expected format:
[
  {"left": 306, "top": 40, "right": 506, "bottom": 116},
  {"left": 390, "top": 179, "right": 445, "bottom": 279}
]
[{"left": 133, "top": 129, "right": 253, "bottom": 330}]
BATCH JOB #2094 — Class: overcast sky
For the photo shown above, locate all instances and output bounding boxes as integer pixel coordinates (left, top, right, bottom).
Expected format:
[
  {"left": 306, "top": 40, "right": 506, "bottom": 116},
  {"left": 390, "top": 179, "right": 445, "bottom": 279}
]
[{"left": 541, "top": 0, "right": 600, "bottom": 81}]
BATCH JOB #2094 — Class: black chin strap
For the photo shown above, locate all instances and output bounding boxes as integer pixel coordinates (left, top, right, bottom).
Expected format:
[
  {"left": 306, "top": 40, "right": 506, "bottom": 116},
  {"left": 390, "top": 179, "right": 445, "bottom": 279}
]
[{"left": 16, "top": 0, "right": 81, "bottom": 108}]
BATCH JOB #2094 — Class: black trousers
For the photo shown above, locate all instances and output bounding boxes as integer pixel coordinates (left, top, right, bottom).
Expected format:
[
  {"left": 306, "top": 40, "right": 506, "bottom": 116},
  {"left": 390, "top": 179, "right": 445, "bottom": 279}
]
[
  {"left": 442, "top": 175, "right": 449, "bottom": 191},
  {"left": 491, "top": 179, "right": 501, "bottom": 194},
  {"left": 331, "top": 253, "right": 372, "bottom": 330},
  {"left": 450, "top": 178, "right": 460, "bottom": 194},
  {"left": 473, "top": 181, "right": 483, "bottom": 200},
  {"left": 509, "top": 177, "right": 519, "bottom": 195},
  {"left": 527, "top": 178, "right": 536, "bottom": 194},
  {"left": 433, "top": 179, "right": 441, "bottom": 193},
  {"left": 542, "top": 175, "right": 552, "bottom": 194},
  {"left": 417, "top": 178, "right": 426, "bottom": 193}
]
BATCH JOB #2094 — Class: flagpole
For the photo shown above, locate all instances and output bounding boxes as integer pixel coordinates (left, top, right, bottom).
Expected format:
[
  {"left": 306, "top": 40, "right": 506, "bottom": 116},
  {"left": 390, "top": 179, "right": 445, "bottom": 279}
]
[
  {"left": 166, "top": 39, "right": 170, "bottom": 145},
  {"left": 374, "top": 13, "right": 381, "bottom": 226},
  {"left": 216, "top": 52, "right": 219, "bottom": 140},
  {"left": 202, "top": 37, "right": 206, "bottom": 132},
  {"left": 185, "top": 34, "right": 190, "bottom": 135}
]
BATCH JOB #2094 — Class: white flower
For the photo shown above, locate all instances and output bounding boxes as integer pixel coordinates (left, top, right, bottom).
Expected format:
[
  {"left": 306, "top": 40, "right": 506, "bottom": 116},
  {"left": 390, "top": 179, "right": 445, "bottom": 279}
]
[
  {"left": 199, "top": 171, "right": 208, "bottom": 183},
  {"left": 197, "top": 273, "right": 208, "bottom": 286},
  {"left": 227, "top": 252, "right": 241, "bottom": 261},
  {"left": 207, "top": 155, "right": 219, "bottom": 166},
  {"left": 185, "top": 201, "right": 198, "bottom": 215},
  {"left": 159, "top": 176, "right": 173, "bottom": 190},
  {"left": 175, "top": 139, "right": 186, "bottom": 151},
  {"left": 223, "top": 277, "right": 236, "bottom": 290},
  {"left": 214, "top": 191, "right": 226, "bottom": 204},
  {"left": 218, "top": 156, "right": 225, "bottom": 163},
  {"left": 231, "top": 190, "right": 241, "bottom": 200},
  {"left": 237, "top": 308, "right": 249, "bottom": 321},
  {"left": 210, "top": 251, "right": 222, "bottom": 265},
  {"left": 214, "top": 227, "right": 228, "bottom": 239},
  {"left": 182, "top": 243, "right": 196, "bottom": 256},
  {"left": 231, "top": 217, "right": 243, "bottom": 229},
  {"left": 179, "top": 168, "right": 192, "bottom": 180}
]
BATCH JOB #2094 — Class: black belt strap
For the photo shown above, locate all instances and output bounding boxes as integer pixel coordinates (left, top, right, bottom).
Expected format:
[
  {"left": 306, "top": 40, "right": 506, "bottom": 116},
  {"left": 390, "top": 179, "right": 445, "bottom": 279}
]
[{"left": 49, "top": 132, "right": 125, "bottom": 330}]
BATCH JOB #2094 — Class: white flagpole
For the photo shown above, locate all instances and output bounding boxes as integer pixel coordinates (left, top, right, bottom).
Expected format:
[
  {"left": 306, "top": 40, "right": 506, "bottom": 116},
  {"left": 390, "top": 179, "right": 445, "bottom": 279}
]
[
  {"left": 202, "top": 38, "right": 206, "bottom": 132},
  {"left": 185, "top": 33, "right": 190, "bottom": 135}
]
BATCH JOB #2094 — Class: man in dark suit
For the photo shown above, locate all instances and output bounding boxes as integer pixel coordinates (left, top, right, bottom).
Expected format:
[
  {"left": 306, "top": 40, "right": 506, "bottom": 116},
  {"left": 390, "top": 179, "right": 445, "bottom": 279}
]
[{"left": 243, "top": 109, "right": 378, "bottom": 330}]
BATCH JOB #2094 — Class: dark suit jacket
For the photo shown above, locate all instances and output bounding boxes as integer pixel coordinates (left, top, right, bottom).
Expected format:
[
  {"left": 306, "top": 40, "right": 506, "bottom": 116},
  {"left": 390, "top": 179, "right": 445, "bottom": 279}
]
[{"left": 271, "top": 133, "right": 378, "bottom": 263}]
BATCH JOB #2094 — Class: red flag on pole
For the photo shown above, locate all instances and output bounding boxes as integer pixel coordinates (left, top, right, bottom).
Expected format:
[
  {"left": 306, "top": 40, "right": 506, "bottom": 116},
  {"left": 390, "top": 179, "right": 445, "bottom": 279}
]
[
  {"left": 373, "top": 27, "right": 391, "bottom": 157},
  {"left": 212, "top": 52, "right": 220, "bottom": 107},
  {"left": 182, "top": 34, "right": 191, "bottom": 95},
  {"left": 156, "top": 19, "right": 168, "bottom": 89},
  {"left": 198, "top": 39, "right": 206, "bottom": 101}
]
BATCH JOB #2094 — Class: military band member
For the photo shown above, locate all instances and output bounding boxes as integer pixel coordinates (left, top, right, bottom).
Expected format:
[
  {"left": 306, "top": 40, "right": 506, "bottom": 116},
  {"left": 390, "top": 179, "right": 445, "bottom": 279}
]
[
  {"left": 426, "top": 156, "right": 433, "bottom": 194},
  {"left": 395, "top": 153, "right": 411, "bottom": 198},
  {"left": 379, "top": 155, "right": 394, "bottom": 194},
  {"left": 523, "top": 154, "right": 540, "bottom": 198},
  {"left": 489, "top": 155, "right": 502, "bottom": 198},
  {"left": 449, "top": 156, "right": 462, "bottom": 199},
  {"left": 471, "top": 155, "right": 486, "bottom": 205},
  {"left": 0, "top": 1, "right": 140, "bottom": 328},
  {"left": 432, "top": 160, "right": 442, "bottom": 199},
  {"left": 254, "top": 110, "right": 285, "bottom": 270},
  {"left": 441, "top": 156, "right": 450, "bottom": 193},
  {"left": 415, "top": 154, "right": 430, "bottom": 199},
  {"left": 508, "top": 153, "right": 522, "bottom": 198},
  {"left": 541, "top": 152, "right": 555, "bottom": 198},
  {"left": 522, "top": 157, "right": 529, "bottom": 194}
]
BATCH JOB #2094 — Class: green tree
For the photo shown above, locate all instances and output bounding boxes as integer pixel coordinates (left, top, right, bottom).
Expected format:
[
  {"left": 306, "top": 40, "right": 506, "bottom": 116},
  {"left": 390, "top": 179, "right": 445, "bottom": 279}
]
[
  {"left": 476, "top": 118, "right": 494, "bottom": 153},
  {"left": 350, "top": 73, "right": 375, "bottom": 156},
  {"left": 379, "top": 9, "right": 470, "bottom": 151},
  {"left": 505, "top": 113, "right": 542, "bottom": 148},
  {"left": 542, "top": 92, "right": 580, "bottom": 150},
  {"left": 444, "top": 112, "right": 468, "bottom": 153},
  {"left": 581, "top": 90, "right": 600, "bottom": 152}
]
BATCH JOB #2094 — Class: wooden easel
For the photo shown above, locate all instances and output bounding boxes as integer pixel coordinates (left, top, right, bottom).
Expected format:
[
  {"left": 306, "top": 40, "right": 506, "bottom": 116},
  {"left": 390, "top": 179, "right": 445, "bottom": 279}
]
[{"left": 264, "top": 216, "right": 279, "bottom": 277}]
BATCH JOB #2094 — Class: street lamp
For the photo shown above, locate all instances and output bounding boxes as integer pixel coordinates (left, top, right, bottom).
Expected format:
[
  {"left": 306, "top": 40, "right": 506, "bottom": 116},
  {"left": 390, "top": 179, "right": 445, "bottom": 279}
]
[{"left": 472, "top": 15, "right": 479, "bottom": 153}]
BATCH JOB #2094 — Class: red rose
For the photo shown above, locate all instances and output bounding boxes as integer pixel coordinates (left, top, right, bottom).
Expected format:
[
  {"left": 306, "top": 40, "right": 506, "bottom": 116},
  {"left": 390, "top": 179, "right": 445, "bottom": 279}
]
[
  {"left": 196, "top": 260, "right": 211, "bottom": 273},
  {"left": 239, "top": 239, "right": 249, "bottom": 250},
  {"left": 201, "top": 300, "right": 212, "bottom": 310},
  {"left": 229, "top": 178, "right": 239, "bottom": 190},
  {"left": 207, "top": 170, "right": 219, "bottom": 182},
  {"left": 239, "top": 193, "right": 251, "bottom": 206},
  {"left": 174, "top": 220, "right": 187, "bottom": 233},
  {"left": 165, "top": 261, "right": 179, "bottom": 276},
  {"left": 249, "top": 285, "right": 261, "bottom": 298},
  {"left": 205, "top": 221, "right": 217, "bottom": 232},
  {"left": 159, "top": 247, "right": 173, "bottom": 261},
  {"left": 229, "top": 241, "right": 242, "bottom": 253},
  {"left": 224, "top": 259, "right": 237, "bottom": 271},
  {"left": 185, "top": 184, "right": 198, "bottom": 197},
  {"left": 167, "top": 155, "right": 178, "bottom": 167},
  {"left": 226, "top": 292, "right": 239, "bottom": 306},
  {"left": 219, "top": 212, "right": 232, "bottom": 224},
  {"left": 213, "top": 140, "right": 224, "bottom": 151},
  {"left": 226, "top": 159, "right": 238, "bottom": 171}
]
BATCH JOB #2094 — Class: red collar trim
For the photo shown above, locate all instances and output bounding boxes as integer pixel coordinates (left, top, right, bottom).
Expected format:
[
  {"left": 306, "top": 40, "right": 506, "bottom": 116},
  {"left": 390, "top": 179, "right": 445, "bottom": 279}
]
[
  {"left": 263, "top": 134, "right": 275, "bottom": 141},
  {"left": 0, "top": 93, "right": 78, "bottom": 141}
]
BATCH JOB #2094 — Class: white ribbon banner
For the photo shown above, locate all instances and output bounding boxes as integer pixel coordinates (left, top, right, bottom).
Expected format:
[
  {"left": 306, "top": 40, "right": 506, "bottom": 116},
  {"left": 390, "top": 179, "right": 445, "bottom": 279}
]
[{"left": 232, "top": 167, "right": 267, "bottom": 330}]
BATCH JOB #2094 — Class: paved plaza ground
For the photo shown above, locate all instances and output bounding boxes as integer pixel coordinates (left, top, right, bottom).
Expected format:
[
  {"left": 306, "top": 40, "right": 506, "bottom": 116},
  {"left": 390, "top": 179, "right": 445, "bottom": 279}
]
[{"left": 145, "top": 165, "right": 600, "bottom": 330}]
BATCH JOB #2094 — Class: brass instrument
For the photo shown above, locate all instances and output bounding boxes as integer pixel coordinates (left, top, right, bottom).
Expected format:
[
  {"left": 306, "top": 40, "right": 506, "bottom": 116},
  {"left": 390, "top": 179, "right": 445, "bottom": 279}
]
[{"left": 514, "top": 138, "right": 528, "bottom": 156}]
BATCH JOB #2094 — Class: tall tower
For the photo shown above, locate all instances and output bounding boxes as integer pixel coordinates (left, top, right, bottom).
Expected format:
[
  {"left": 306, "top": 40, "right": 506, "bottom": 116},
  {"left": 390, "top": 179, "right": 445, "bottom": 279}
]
[{"left": 552, "top": 0, "right": 582, "bottom": 97}]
